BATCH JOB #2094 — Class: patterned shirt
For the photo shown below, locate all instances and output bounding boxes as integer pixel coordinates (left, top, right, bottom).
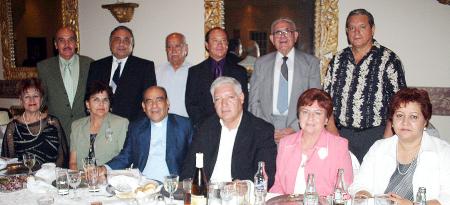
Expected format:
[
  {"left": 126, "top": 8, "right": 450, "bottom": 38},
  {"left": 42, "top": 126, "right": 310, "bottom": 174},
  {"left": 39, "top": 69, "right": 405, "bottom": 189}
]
[{"left": 324, "top": 40, "right": 407, "bottom": 130}]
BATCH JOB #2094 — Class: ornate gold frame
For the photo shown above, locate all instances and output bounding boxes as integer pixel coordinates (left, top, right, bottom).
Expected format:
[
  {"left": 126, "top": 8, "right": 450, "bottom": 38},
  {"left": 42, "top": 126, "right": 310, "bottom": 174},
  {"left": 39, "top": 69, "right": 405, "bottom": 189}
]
[
  {"left": 204, "top": 0, "right": 339, "bottom": 81},
  {"left": 0, "top": 0, "right": 79, "bottom": 80}
]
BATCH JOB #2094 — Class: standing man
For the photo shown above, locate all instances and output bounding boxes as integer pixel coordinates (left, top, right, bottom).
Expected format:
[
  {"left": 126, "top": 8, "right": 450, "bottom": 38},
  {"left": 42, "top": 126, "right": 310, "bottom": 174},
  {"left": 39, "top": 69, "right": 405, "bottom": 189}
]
[
  {"left": 249, "top": 17, "right": 321, "bottom": 143},
  {"left": 324, "top": 9, "right": 406, "bottom": 163},
  {"left": 88, "top": 26, "right": 156, "bottom": 122},
  {"left": 181, "top": 77, "right": 276, "bottom": 187},
  {"left": 185, "top": 27, "right": 248, "bottom": 127},
  {"left": 100, "top": 86, "right": 193, "bottom": 182},
  {"left": 156, "top": 33, "right": 192, "bottom": 117},
  {"left": 37, "top": 27, "right": 93, "bottom": 139}
]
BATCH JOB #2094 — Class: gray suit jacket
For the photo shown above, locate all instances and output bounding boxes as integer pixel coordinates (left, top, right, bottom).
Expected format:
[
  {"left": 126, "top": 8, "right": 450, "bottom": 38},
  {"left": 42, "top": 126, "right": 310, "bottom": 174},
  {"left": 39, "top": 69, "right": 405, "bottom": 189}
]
[
  {"left": 249, "top": 49, "right": 321, "bottom": 131},
  {"left": 37, "top": 55, "right": 94, "bottom": 142}
]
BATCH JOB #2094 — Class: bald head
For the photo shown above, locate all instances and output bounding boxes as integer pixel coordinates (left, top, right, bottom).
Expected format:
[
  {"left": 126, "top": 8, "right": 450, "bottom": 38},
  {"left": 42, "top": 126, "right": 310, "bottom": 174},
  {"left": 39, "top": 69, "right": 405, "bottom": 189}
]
[
  {"left": 55, "top": 27, "right": 77, "bottom": 60},
  {"left": 165, "top": 32, "right": 188, "bottom": 69}
]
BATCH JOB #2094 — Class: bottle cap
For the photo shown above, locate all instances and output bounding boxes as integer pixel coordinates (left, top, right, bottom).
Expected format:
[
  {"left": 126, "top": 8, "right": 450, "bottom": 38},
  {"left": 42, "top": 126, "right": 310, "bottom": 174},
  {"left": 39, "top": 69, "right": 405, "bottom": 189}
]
[{"left": 196, "top": 153, "right": 204, "bottom": 168}]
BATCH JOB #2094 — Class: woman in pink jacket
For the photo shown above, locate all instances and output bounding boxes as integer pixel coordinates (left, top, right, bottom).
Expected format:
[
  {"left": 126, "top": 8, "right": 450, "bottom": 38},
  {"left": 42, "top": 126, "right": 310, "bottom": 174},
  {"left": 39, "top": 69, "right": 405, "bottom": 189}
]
[{"left": 270, "top": 88, "right": 353, "bottom": 196}]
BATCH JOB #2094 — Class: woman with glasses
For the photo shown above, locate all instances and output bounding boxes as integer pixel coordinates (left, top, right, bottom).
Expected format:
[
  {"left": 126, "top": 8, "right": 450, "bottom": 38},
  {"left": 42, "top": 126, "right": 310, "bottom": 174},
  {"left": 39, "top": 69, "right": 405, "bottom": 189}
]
[
  {"left": 69, "top": 81, "right": 128, "bottom": 170},
  {"left": 350, "top": 88, "right": 450, "bottom": 205},
  {"left": 1, "top": 78, "right": 68, "bottom": 167}
]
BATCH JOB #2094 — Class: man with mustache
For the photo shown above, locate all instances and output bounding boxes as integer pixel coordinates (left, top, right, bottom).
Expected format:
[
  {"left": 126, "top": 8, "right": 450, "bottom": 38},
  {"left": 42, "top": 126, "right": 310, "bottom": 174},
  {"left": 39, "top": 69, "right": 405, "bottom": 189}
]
[
  {"left": 156, "top": 33, "right": 191, "bottom": 117},
  {"left": 37, "top": 27, "right": 93, "bottom": 141}
]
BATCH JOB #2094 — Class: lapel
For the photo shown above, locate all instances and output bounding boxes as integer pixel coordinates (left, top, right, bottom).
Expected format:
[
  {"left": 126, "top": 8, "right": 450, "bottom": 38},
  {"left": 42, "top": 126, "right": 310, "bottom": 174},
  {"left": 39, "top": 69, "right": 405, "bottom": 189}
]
[
  {"left": 262, "top": 53, "right": 276, "bottom": 117},
  {"left": 206, "top": 116, "right": 222, "bottom": 177},
  {"left": 74, "top": 55, "right": 89, "bottom": 102},
  {"left": 48, "top": 57, "right": 70, "bottom": 105},
  {"left": 283, "top": 131, "right": 303, "bottom": 191},
  {"left": 203, "top": 58, "right": 214, "bottom": 84},
  {"left": 102, "top": 56, "right": 114, "bottom": 83},
  {"left": 231, "top": 113, "right": 249, "bottom": 173},
  {"left": 138, "top": 118, "right": 152, "bottom": 170},
  {"left": 166, "top": 115, "right": 176, "bottom": 170}
]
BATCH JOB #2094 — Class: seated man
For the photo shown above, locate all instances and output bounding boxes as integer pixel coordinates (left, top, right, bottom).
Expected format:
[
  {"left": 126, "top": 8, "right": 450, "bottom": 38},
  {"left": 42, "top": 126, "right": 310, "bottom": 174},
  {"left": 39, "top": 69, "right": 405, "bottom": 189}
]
[
  {"left": 99, "top": 86, "right": 193, "bottom": 182},
  {"left": 181, "top": 76, "right": 277, "bottom": 188}
]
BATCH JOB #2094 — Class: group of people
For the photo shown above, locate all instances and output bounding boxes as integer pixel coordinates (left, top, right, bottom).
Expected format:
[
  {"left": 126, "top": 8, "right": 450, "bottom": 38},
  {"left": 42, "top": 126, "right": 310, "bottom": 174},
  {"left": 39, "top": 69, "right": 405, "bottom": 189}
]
[{"left": 1, "top": 8, "right": 449, "bottom": 205}]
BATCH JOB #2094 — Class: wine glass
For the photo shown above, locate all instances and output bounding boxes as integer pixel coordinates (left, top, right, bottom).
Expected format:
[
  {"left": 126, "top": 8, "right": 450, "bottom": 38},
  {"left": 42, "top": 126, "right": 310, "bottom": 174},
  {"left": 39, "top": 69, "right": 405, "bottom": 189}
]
[
  {"left": 67, "top": 170, "right": 81, "bottom": 200},
  {"left": 22, "top": 153, "right": 35, "bottom": 175},
  {"left": 164, "top": 175, "right": 179, "bottom": 205}
]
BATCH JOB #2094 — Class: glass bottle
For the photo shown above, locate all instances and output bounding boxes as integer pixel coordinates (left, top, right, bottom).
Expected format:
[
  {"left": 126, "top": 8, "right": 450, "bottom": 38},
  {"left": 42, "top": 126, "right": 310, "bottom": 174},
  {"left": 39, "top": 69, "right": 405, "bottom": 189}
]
[
  {"left": 191, "top": 153, "right": 208, "bottom": 205},
  {"left": 415, "top": 187, "right": 426, "bottom": 205},
  {"left": 333, "top": 168, "right": 351, "bottom": 205},
  {"left": 254, "top": 161, "right": 268, "bottom": 205},
  {"left": 304, "top": 173, "right": 319, "bottom": 205}
]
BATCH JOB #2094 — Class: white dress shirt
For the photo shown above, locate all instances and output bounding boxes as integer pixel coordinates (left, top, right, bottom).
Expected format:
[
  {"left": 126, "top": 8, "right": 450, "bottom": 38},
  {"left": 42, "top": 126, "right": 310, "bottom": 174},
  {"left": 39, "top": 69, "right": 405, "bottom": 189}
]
[
  {"left": 110, "top": 56, "right": 128, "bottom": 93},
  {"left": 156, "top": 61, "right": 192, "bottom": 117},
  {"left": 272, "top": 49, "right": 295, "bottom": 116},
  {"left": 210, "top": 114, "right": 243, "bottom": 182}
]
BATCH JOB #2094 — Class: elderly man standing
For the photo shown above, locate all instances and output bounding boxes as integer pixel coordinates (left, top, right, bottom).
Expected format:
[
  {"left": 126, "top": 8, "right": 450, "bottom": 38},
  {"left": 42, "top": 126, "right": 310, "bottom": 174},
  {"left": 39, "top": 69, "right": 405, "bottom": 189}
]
[
  {"left": 37, "top": 27, "right": 93, "bottom": 139},
  {"left": 100, "top": 86, "right": 193, "bottom": 182},
  {"left": 156, "top": 33, "right": 192, "bottom": 117},
  {"left": 181, "top": 76, "right": 276, "bottom": 188},
  {"left": 249, "top": 17, "right": 321, "bottom": 143},
  {"left": 324, "top": 9, "right": 406, "bottom": 163},
  {"left": 185, "top": 27, "right": 248, "bottom": 128},
  {"left": 87, "top": 26, "right": 156, "bottom": 122}
]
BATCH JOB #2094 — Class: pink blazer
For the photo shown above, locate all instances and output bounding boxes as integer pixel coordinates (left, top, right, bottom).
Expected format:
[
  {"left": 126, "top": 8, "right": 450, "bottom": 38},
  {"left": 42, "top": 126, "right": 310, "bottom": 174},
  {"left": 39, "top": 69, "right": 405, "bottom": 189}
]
[{"left": 269, "top": 130, "right": 353, "bottom": 196}]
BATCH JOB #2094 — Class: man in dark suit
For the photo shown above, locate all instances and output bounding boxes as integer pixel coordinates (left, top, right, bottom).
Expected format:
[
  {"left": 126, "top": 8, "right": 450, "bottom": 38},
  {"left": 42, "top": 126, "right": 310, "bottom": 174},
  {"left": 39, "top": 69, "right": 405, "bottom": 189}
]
[
  {"left": 99, "top": 86, "right": 193, "bottom": 182},
  {"left": 37, "top": 27, "right": 93, "bottom": 140},
  {"left": 87, "top": 26, "right": 156, "bottom": 122},
  {"left": 185, "top": 27, "right": 248, "bottom": 128},
  {"left": 249, "top": 17, "right": 321, "bottom": 143},
  {"left": 181, "top": 77, "right": 276, "bottom": 188}
]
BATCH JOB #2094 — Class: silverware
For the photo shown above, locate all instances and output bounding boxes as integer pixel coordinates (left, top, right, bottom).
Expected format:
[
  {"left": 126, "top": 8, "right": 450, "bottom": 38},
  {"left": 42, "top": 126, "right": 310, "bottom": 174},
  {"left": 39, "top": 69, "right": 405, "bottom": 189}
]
[{"left": 106, "top": 184, "right": 116, "bottom": 197}]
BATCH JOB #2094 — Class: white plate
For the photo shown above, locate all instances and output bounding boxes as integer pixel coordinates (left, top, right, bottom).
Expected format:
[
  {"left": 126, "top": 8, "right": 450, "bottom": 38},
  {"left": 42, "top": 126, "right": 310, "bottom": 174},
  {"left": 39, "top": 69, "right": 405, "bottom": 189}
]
[{"left": 109, "top": 175, "right": 161, "bottom": 199}]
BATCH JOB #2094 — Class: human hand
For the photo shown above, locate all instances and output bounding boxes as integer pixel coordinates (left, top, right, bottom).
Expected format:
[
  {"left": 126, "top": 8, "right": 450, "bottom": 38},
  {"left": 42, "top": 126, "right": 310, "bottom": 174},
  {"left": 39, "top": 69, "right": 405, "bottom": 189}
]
[
  {"left": 355, "top": 190, "right": 372, "bottom": 198},
  {"left": 388, "top": 193, "right": 413, "bottom": 205},
  {"left": 274, "top": 128, "right": 295, "bottom": 143}
]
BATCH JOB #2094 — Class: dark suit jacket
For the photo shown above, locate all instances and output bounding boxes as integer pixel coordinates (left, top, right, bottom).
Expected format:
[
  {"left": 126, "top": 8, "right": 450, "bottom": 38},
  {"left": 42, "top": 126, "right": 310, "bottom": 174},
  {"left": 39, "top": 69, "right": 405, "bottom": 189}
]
[
  {"left": 37, "top": 55, "right": 93, "bottom": 140},
  {"left": 185, "top": 57, "right": 248, "bottom": 127},
  {"left": 180, "top": 111, "right": 277, "bottom": 188},
  {"left": 107, "top": 114, "right": 193, "bottom": 175},
  {"left": 87, "top": 55, "right": 156, "bottom": 122}
]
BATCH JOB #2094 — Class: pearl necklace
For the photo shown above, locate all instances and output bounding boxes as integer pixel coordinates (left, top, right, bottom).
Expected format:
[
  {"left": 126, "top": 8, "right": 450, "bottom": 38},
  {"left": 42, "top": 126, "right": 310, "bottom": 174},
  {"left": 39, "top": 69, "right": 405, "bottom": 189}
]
[{"left": 22, "top": 111, "right": 42, "bottom": 137}]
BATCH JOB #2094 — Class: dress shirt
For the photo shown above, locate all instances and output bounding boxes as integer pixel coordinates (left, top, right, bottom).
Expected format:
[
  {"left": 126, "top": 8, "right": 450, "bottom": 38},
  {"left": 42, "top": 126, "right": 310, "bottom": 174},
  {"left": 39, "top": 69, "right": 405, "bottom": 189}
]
[
  {"left": 156, "top": 61, "right": 192, "bottom": 117},
  {"left": 59, "top": 55, "right": 79, "bottom": 107},
  {"left": 293, "top": 154, "right": 307, "bottom": 194},
  {"left": 210, "top": 114, "right": 243, "bottom": 182},
  {"left": 109, "top": 56, "right": 129, "bottom": 91},
  {"left": 272, "top": 49, "right": 295, "bottom": 116},
  {"left": 210, "top": 58, "right": 226, "bottom": 79},
  {"left": 142, "top": 117, "right": 170, "bottom": 182}
]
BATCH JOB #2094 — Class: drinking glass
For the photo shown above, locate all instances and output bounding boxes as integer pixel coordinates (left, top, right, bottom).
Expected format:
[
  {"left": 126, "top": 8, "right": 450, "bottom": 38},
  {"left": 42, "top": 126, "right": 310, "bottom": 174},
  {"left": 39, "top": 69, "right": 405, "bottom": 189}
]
[
  {"left": 221, "top": 183, "right": 237, "bottom": 205},
  {"left": 208, "top": 182, "right": 223, "bottom": 205},
  {"left": 67, "top": 170, "right": 81, "bottom": 200},
  {"left": 183, "top": 178, "right": 193, "bottom": 204},
  {"left": 55, "top": 168, "right": 69, "bottom": 195},
  {"left": 352, "top": 196, "right": 369, "bottom": 205},
  {"left": 22, "top": 153, "right": 35, "bottom": 175},
  {"left": 164, "top": 175, "right": 179, "bottom": 205}
]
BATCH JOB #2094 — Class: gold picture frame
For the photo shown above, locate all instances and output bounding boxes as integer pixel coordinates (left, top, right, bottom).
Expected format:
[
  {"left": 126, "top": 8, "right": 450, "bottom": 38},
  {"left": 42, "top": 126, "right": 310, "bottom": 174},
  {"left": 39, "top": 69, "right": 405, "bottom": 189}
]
[
  {"left": 204, "top": 0, "right": 339, "bottom": 82},
  {"left": 0, "top": 0, "right": 79, "bottom": 80}
]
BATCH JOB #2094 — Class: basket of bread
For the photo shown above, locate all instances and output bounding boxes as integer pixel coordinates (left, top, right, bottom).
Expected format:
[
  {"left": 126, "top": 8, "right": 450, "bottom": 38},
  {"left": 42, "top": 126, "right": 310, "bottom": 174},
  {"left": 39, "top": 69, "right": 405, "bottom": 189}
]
[{"left": 108, "top": 174, "right": 161, "bottom": 199}]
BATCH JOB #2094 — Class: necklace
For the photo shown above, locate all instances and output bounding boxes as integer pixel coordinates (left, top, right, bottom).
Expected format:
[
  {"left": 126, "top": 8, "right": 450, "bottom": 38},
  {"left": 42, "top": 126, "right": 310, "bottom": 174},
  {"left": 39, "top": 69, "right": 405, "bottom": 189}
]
[
  {"left": 22, "top": 111, "right": 42, "bottom": 137},
  {"left": 396, "top": 143, "right": 419, "bottom": 176}
]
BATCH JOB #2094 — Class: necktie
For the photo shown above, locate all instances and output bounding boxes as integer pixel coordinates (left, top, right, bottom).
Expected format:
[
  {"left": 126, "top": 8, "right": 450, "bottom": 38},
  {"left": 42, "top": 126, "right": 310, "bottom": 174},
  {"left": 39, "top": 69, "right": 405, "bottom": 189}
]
[
  {"left": 113, "top": 61, "right": 121, "bottom": 85},
  {"left": 214, "top": 61, "right": 222, "bottom": 79},
  {"left": 277, "top": 56, "right": 289, "bottom": 114},
  {"left": 63, "top": 62, "right": 74, "bottom": 107}
]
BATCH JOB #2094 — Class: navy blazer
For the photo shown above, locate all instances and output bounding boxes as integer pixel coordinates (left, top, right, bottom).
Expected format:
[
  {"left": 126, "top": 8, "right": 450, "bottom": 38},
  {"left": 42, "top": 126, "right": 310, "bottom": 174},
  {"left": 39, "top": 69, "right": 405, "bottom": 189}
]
[{"left": 107, "top": 114, "right": 193, "bottom": 175}]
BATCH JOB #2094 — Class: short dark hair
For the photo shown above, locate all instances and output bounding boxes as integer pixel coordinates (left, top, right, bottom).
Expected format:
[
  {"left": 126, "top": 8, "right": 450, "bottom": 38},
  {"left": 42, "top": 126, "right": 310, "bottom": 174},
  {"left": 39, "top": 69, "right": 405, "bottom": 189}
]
[
  {"left": 296, "top": 88, "right": 333, "bottom": 119},
  {"left": 109, "top": 25, "right": 135, "bottom": 48},
  {"left": 17, "top": 78, "right": 44, "bottom": 98},
  {"left": 85, "top": 81, "right": 113, "bottom": 104},
  {"left": 205, "top": 27, "right": 228, "bottom": 42},
  {"left": 142, "top": 86, "right": 168, "bottom": 102},
  {"left": 346, "top": 8, "right": 375, "bottom": 29},
  {"left": 389, "top": 88, "right": 432, "bottom": 126}
]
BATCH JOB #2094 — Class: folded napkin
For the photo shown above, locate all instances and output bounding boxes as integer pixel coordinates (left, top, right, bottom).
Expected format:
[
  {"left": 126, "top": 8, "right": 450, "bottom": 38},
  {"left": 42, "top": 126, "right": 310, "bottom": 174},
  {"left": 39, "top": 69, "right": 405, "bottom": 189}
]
[
  {"left": 27, "top": 176, "right": 56, "bottom": 193},
  {"left": 35, "top": 163, "right": 56, "bottom": 184},
  {"left": 109, "top": 175, "right": 140, "bottom": 192},
  {"left": 0, "top": 157, "right": 18, "bottom": 170}
]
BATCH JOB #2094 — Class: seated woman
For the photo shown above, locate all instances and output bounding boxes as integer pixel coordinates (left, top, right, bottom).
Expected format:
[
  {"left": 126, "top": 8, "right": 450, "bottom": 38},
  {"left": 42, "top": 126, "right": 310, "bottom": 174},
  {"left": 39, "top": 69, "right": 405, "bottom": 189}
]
[
  {"left": 69, "top": 81, "right": 128, "bottom": 170},
  {"left": 1, "top": 78, "right": 68, "bottom": 167},
  {"left": 350, "top": 88, "right": 450, "bottom": 204},
  {"left": 270, "top": 88, "right": 353, "bottom": 196}
]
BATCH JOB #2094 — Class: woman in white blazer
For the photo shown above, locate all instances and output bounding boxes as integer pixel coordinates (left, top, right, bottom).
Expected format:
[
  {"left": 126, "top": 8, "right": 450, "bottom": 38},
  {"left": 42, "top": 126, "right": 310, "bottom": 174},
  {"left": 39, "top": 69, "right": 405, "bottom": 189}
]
[{"left": 350, "top": 88, "right": 450, "bottom": 205}]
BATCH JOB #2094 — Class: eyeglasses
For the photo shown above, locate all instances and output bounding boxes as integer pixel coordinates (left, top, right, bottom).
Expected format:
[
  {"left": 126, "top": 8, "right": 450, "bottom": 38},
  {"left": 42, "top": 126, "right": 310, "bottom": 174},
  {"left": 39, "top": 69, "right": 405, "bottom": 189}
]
[
  {"left": 272, "top": 30, "right": 296, "bottom": 37},
  {"left": 213, "top": 95, "right": 239, "bottom": 104}
]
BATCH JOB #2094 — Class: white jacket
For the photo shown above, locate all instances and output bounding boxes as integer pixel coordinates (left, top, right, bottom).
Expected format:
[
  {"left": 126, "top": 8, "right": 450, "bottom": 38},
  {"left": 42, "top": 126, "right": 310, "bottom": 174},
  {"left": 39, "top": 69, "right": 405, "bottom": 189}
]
[{"left": 349, "top": 132, "right": 450, "bottom": 204}]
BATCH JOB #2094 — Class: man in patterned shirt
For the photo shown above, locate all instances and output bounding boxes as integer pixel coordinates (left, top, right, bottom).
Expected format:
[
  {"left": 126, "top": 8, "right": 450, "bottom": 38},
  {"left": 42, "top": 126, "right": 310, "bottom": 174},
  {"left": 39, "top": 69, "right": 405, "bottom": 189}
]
[{"left": 324, "top": 9, "right": 406, "bottom": 163}]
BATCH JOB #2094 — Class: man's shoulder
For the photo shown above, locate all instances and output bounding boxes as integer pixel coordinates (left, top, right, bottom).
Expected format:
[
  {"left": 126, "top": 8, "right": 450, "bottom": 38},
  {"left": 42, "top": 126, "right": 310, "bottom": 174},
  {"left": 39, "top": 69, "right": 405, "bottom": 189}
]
[
  {"left": 128, "top": 55, "right": 154, "bottom": 65},
  {"left": 189, "top": 59, "right": 208, "bottom": 70},
  {"left": 91, "top": 56, "right": 112, "bottom": 66},
  {"left": 256, "top": 52, "right": 277, "bottom": 63},
  {"left": 37, "top": 56, "right": 58, "bottom": 69},
  {"left": 168, "top": 114, "right": 191, "bottom": 126},
  {"left": 242, "top": 111, "right": 274, "bottom": 130},
  {"left": 79, "top": 55, "right": 94, "bottom": 63}
]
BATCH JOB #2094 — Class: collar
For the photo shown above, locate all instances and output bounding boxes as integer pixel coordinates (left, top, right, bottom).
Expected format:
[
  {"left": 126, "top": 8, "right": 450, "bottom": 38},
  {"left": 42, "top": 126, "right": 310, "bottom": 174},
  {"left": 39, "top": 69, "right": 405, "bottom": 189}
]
[
  {"left": 219, "top": 112, "right": 243, "bottom": 131},
  {"left": 276, "top": 48, "right": 295, "bottom": 61},
  {"left": 113, "top": 56, "right": 129, "bottom": 64},
  {"left": 151, "top": 115, "right": 168, "bottom": 128},
  {"left": 209, "top": 57, "right": 226, "bottom": 65},
  {"left": 59, "top": 54, "right": 77, "bottom": 65}
]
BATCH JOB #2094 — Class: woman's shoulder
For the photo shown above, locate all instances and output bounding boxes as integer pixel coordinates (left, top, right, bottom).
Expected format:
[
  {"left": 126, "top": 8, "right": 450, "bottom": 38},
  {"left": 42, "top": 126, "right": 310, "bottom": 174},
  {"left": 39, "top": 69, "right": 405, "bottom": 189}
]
[
  {"left": 108, "top": 113, "right": 129, "bottom": 125},
  {"left": 71, "top": 116, "right": 89, "bottom": 126}
]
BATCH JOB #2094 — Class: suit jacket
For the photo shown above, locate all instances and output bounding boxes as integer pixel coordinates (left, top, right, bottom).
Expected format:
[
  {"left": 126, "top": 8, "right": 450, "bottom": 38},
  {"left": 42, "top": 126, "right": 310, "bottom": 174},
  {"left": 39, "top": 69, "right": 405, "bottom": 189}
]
[
  {"left": 107, "top": 114, "right": 193, "bottom": 175},
  {"left": 185, "top": 57, "right": 248, "bottom": 127},
  {"left": 249, "top": 49, "right": 321, "bottom": 130},
  {"left": 180, "top": 111, "right": 277, "bottom": 188},
  {"left": 37, "top": 55, "right": 93, "bottom": 140},
  {"left": 70, "top": 113, "right": 129, "bottom": 170},
  {"left": 87, "top": 55, "right": 156, "bottom": 122},
  {"left": 270, "top": 130, "right": 353, "bottom": 196}
]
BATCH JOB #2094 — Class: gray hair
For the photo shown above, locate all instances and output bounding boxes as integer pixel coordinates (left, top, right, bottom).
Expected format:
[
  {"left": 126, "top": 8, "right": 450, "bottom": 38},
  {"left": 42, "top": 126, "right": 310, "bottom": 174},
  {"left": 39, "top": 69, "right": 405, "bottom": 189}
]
[
  {"left": 165, "top": 32, "right": 187, "bottom": 47},
  {"left": 270, "top": 17, "right": 297, "bottom": 34},
  {"left": 210, "top": 77, "right": 243, "bottom": 99}
]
